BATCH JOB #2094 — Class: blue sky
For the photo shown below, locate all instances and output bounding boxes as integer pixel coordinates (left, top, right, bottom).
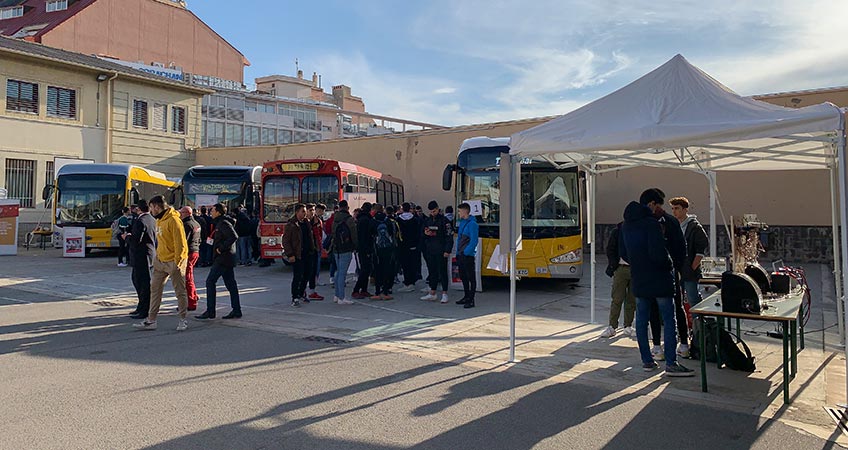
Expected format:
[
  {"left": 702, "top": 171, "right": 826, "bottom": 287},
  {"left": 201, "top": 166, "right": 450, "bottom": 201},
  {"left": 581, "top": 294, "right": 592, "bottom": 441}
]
[{"left": 191, "top": 0, "right": 848, "bottom": 126}]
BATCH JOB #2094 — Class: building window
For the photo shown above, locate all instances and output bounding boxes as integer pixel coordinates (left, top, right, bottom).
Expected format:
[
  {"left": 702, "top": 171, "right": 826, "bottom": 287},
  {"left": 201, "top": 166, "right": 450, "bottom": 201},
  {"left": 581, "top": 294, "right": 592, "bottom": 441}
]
[
  {"left": 308, "top": 132, "right": 321, "bottom": 142},
  {"left": 259, "top": 103, "right": 275, "bottom": 114},
  {"left": 46, "top": 0, "right": 68, "bottom": 13},
  {"left": 6, "top": 79, "right": 39, "bottom": 114},
  {"left": 171, "top": 106, "right": 186, "bottom": 134},
  {"left": 244, "top": 101, "right": 257, "bottom": 112},
  {"left": 293, "top": 131, "right": 308, "bottom": 143},
  {"left": 4, "top": 158, "right": 35, "bottom": 208},
  {"left": 261, "top": 128, "right": 276, "bottom": 145},
  {"left": 152, "top": 103, "right": 167, "bottom": 131},
  {"left": 207, "top": 122, "right": 224, "bottom": 147},
  {"left": 45, "top": 160, "right": 54, "bottom": 189},
  {"left": 46, "top": 86, "right": 76, "bottom": 119},
  {"left": 277, "top": 129, "right": 292, "bottom": 145},
  {"left": 244, "top": 126, "right": 260, "bottom": 146},
  {"left": 225, "top": 124, "right": 243, "bottom": 147},
  {"left": 132, "top": 99, "right": 148, "bottom": 128},
  {"left": 0, "top": 6, "right": 24, "bottom": 20}
]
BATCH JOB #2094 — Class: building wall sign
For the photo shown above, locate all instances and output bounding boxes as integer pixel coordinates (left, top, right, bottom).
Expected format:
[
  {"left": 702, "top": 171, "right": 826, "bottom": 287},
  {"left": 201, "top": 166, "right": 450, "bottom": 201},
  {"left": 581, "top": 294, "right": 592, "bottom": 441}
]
[{"left": 101, "top": 58, "right": 184, "bottom": 81}]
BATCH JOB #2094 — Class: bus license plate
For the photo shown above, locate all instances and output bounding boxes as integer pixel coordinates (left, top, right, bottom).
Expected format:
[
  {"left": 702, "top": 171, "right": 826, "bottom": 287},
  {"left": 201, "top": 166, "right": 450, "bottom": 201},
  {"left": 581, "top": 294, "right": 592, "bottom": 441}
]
[{"left": 517, "top": 269, "right": 529, "bottom": 276}]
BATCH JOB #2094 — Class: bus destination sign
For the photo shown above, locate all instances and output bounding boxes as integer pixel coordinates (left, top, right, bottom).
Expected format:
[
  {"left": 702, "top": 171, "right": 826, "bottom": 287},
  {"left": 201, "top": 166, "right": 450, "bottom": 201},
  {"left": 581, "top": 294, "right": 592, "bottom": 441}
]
[{"left": 279, "top": 162, "right": 320, "bottom": 172}]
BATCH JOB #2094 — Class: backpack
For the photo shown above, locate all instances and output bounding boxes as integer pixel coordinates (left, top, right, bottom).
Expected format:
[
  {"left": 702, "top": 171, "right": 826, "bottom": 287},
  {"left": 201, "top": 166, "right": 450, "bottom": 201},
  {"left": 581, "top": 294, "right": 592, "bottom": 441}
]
[
  {"left": 334, "top": 218, "right": 354, "bottom": 253},
  {"left": 375, "top": 219, "right": 395, "bottom": 250},
  {"left": 111, "top": 218, "right": 121, "bottom": 238},
  {"left": 690, "top": 318, "right": 756, "bottom": 372}
]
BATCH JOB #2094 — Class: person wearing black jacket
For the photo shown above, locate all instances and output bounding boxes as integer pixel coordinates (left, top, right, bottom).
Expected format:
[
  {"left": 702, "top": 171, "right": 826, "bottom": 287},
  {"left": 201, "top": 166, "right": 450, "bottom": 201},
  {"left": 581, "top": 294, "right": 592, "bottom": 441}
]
[
  {"left": 352, "top": 202, "right": 375, "bottom": 299},
  {"left": 420, "top": 200, "right": 453, "bottom": 304},
  {"left": 670, "top": 196, "right": 709, "bottom": 357},
  {"left": 124, "top": 200, "right": 157, "bottom": 320},
  {"left": 620, "top": 188, "right": 693, "bottom": 377},
  {"left": 370, "top": 204, "right": 398, "bottom": 300},
  {"left": 653, "top": 193, "right": 688, "bottom": 358},
  {"left": 198, "top": 206, "right": 213, "bottom": 267},
  {"left": 196, "top": 203, "right": 241, "bottom": 320},
  {"left": 600, "top": 222, "right": 636, "bottom": 338},
  {"left": 235, "top": 207, "right": 253, "bottom": 266},
  {"left": 396, "top": 202, "right": 422, "bottom": 292},
  {"left": 180, "top": 207, "right": 202, "bottom": 311}
]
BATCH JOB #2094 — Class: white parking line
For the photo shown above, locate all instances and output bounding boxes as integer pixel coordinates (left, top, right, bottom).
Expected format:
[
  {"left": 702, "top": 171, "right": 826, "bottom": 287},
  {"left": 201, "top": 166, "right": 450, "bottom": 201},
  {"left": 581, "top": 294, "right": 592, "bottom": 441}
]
[{"left": 0, "top": 296, "right": 31, "bottom": 305}]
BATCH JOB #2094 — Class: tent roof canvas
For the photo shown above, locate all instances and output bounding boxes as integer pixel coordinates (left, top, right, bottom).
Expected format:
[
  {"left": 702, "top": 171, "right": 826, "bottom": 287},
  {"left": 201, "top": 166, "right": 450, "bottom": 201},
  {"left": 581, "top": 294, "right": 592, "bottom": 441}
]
[{"left": 509, "top": 54, "right": 844, "bottom": 171}]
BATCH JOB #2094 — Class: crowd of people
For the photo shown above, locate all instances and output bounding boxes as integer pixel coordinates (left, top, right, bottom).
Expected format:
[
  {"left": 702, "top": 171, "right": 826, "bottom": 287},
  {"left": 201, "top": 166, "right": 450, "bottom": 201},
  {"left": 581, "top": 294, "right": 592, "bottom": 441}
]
[
  {"left": 115, "top": 196, "right": 480, "bottom": 332},
  {"left": 602, "top": 188, "right": 709, "bottom": 377}
]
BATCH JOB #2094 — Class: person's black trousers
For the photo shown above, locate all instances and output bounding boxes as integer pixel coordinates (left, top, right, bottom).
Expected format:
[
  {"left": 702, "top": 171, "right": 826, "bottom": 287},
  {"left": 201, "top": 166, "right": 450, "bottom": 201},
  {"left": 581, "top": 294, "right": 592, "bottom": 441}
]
[
  {"left": 413, "top": 248, "right": 423, "bottom": 282},
  {"left": 399, "top": 247, "right": 418, "bottom": 286},
  {"left": 353, "top": 253, "right": 373, "bottom": 294},
  {"left": 306, "top": 252, "right": 318, "bottom": 291},
  {"left": 375, "top": 249, "right": 395, "bottom": 294},
  {"left": 458, "top": 254, "right": 476, "bottom": 301},
  {"left": 117, "top": 236, "right": 128, "bottom": 264},
  {"left": 649, "top": 299, "right": 661, "bottom": 346},
  {"left": 424, "top": 253, "right": 449, "bottom": 292},
  {"left": 291, "top": 258, "right": 307, "bottom": 300},
  {"left": 131, "top": 255, "right": 152, "bottom": 315},
  {"left": 206, "top": 264, "right": 241, "bottom": 314},
  {"left": 673, "top": 278, "right": 689, "bottom": 346}
]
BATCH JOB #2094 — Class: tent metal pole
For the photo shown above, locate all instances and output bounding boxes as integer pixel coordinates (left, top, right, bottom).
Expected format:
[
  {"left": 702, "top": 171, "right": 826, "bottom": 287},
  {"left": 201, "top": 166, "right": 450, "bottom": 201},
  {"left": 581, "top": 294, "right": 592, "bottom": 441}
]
[
  {"left": 836, "top": 120, "right": 848, "bottom": 403},
  {"left": 831, "top": 165, "right": 845, "bottom": 346},
  {"left": 509, "top": 250, "right": 517, "bottom": 362},
  {"left": 508, "top": 156, "right": 520, "bottom": 363},
  {"left": 708, "top": 171, "right": 717, "bottom": 257},
  {"left": 589, "top": 164, "right": 597, "bottom": 324}
]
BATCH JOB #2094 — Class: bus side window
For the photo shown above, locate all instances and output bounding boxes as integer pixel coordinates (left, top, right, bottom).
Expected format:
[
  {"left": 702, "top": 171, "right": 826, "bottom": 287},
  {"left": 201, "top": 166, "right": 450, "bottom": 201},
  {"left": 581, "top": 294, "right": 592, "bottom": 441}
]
[{"left": 376, "top": 180, "right": 386, "bottom": 205}]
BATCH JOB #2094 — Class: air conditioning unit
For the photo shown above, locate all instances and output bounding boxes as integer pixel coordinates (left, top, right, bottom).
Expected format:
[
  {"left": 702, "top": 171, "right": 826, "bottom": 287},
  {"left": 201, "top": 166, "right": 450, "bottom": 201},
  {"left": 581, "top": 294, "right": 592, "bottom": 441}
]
[{"left": 152, "top": 62, "right": 165, "bottom": 68}]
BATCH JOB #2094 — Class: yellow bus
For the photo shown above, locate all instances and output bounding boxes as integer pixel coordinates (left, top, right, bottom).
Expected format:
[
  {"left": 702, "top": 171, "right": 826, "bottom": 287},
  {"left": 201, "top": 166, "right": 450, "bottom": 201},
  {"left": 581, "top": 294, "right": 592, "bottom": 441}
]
[
  {"left": 443, "top": 137, "right": 583, "bottom": 279},
  {"left": 45, "top": 163, "right": 180, "bottom": 251}
]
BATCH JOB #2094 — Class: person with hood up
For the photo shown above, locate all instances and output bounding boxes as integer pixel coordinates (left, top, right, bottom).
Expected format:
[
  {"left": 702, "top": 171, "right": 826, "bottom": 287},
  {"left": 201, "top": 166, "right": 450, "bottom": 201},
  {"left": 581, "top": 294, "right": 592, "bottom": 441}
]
[
  {"left": 330, "top": 200, "right": 357, "bottom": 304},
  {"left": 352, "top": 202, "right": 375, "bottom": 299},
  {"left": 620, "top": 188, "right": 693, "bottom": 377},
  {"left": 420, "top": 200, "right": 453, "bottom": 304},
  {"left": 196, "top": 203, "right": 242, "bottom": 320},
  {"left": 134, "top": 195, "right": 189, "bottom": 332},
  {"left": 370, "top": 204, "right": 398, "bottom": 300},
  {"left": 396, "top": 203, "right": 422, "bottom": 292}
]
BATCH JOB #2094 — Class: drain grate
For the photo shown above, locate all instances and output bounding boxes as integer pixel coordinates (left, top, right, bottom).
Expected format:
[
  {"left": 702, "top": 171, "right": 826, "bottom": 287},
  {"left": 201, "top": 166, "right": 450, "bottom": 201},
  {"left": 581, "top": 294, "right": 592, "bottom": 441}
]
[
  {"left": 92, "top": 301, "right": 123, "bottom": 307},
  {"left": 825, "top": 406, "right": 848, "bottom": 437},
  {"left": 303, "top": 336, "right": 349, "bottom": 345}
]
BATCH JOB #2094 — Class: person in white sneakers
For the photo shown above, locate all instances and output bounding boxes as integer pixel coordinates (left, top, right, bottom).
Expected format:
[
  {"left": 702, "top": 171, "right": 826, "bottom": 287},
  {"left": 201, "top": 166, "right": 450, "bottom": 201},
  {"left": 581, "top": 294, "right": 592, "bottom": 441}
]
[
  {"left": 601, "top": 223, "right": 636, "bottom": 338},
  {"left": 420, "top": 201, "right": 453, "bottom": 304}
]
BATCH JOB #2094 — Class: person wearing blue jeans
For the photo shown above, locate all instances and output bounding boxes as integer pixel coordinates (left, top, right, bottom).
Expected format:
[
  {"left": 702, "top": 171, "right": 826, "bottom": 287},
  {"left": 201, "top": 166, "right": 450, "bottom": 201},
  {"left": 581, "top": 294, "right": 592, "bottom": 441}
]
[
  {"left": 670, "top": 196, "right": 709, "bottom": 357},
  {"left": 620, "top": 188, "right": 694, "bottom": 377},
  {"left": 329, "top": 200, "right": 358, "bottom": 305},
  {"left": 237, "top": 236, "right": 252, "bottom": 266}
]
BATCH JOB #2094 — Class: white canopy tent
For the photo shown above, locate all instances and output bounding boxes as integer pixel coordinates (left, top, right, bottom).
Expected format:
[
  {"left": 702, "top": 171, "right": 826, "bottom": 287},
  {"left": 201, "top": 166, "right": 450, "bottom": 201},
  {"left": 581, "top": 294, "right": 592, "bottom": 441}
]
[{"left": 505, "top": 54, "right": 848, "bottom": 397}]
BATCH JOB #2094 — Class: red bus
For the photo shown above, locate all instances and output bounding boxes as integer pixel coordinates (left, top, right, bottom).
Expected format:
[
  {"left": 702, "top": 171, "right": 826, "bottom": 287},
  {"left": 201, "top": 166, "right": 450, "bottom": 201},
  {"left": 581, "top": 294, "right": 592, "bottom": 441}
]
[{"left": 259, "top": 159, "right": 404, "bottom": 259}]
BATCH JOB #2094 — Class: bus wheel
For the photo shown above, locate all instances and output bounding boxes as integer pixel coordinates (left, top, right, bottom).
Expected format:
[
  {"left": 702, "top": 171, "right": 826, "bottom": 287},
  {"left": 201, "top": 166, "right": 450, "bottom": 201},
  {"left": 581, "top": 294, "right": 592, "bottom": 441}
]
[{"left": 84, "top": 247, "right": 92, "bottom": 255}]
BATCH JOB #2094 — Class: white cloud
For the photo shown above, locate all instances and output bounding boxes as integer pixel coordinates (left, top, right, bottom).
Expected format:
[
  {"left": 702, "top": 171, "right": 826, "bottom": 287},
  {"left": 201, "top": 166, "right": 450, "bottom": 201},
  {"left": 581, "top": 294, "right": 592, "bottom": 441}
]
[{"left": 434, "top": 87, "right": 457, "bottom": 94}]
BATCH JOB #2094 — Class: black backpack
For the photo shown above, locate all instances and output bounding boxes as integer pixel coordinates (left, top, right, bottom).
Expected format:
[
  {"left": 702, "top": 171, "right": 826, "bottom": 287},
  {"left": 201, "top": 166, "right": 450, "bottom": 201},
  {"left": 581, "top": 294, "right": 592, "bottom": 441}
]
[
  {"left": 691, "top": 318, "right": 756, "bottom": 372},
  {"left": 334, "top": 219, "right": 354, "bottom": 253},
  {"left": 374, "top": 219, "right": 395, "bottom": 250}
]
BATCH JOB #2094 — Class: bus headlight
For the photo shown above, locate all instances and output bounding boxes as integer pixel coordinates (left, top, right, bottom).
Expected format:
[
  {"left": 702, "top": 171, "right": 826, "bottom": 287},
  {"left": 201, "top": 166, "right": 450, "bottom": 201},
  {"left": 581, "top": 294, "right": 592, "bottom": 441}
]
[
  {"left": 262, "top": 237, "right": 279, "bottom": 246},
  {"left": 551, "top": 250, "right": 581, "bottom": 264}
]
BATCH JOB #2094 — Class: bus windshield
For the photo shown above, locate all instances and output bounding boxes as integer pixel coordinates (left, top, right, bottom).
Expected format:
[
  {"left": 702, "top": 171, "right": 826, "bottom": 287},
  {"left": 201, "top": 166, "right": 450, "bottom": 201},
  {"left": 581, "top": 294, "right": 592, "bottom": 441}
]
[
  {"left": 302, "top": 175, "right": 340, "bottom": 219},
  {"left": 183, "top": 180, "right": 246, "bottom": 212},
  {"left": 263, "top": 176, "right": 299, "bottom": 223},
  {"left": 459, "top": 148, "right": 580, "bottom": 234},
  {"left": 56, "top": 175, "right": 125, "bottom": 226}
]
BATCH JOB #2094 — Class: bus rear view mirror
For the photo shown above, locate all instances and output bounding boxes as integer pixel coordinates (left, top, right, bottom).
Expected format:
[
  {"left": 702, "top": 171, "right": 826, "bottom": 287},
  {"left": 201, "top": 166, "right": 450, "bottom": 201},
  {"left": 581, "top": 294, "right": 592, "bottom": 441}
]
[
  {"left": 42, "top": 185, "right": 53, "bottom": 201},
  {"left": 130, "top": 187, "right": 140, "bottom": 205},
  {"left": 442, "top": 164, "right": 455, "bottom": 191}
]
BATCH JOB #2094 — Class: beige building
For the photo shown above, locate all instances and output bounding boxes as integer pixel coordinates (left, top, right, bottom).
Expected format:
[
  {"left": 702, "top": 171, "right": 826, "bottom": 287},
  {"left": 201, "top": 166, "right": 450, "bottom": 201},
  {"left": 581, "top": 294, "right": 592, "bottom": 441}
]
[{"left": 0, "top": 36, "right": 211, "bottom": 228}]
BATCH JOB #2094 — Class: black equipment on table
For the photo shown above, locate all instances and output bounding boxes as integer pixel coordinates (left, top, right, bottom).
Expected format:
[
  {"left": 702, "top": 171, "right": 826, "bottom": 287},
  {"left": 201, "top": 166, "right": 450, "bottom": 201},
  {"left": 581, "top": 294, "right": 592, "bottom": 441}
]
[
  {"left": 721, "top": 271, "right": 764, "bottom": 314},
  {"left": 744, "top": 264, "right": 771, "bottom": 293}
]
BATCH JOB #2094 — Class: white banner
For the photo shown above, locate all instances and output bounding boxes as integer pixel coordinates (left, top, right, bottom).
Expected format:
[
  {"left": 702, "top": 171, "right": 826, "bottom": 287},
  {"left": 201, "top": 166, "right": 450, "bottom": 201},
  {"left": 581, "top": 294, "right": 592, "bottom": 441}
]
[{"left": 63, "top": 227, "right": 85, "bottom": 258}]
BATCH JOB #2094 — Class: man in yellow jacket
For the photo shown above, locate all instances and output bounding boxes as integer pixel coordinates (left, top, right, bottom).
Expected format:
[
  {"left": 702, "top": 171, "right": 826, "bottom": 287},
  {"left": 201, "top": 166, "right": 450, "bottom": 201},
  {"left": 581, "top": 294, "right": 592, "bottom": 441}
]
[{"left": 134, "top": 195, "right": 190, "bottom": 331}]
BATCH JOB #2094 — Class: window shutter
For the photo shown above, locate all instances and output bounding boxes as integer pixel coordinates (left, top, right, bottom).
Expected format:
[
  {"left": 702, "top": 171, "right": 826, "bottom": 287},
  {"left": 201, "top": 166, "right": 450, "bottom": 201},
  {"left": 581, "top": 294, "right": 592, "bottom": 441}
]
[
  {"left": 133, "top": 100, "right": 148, "bottom": 128},
  {"left": 6, "top": 80, "right": 39, "bottom": 114},
  {"left": 153, "top": 104, "right": 167, "bottom": 131},
  {"left": 47, "top": 86, "right": 76, "bottom": 119},
  {"left": 171, "top": 106, "right": 186, "bottom": 134}
]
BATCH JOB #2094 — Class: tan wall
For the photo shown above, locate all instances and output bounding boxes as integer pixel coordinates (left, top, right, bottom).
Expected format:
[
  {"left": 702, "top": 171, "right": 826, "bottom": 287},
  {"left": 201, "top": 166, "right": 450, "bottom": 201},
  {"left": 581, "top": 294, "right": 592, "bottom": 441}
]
[
  {"left": 0, "top": 50, "right": 205, "bottom": 228},
  {"left": 0, "top": 53, "right": 107, "bottom": 216},
  {"left": 109, "top": 78, "right": 203, "bottom": 177},
  {"left": 197, "top": 118, "right": 839, "bottom": 227},
  {"left": 43, "top": 0, "right": 245, "bottom": 82}
]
